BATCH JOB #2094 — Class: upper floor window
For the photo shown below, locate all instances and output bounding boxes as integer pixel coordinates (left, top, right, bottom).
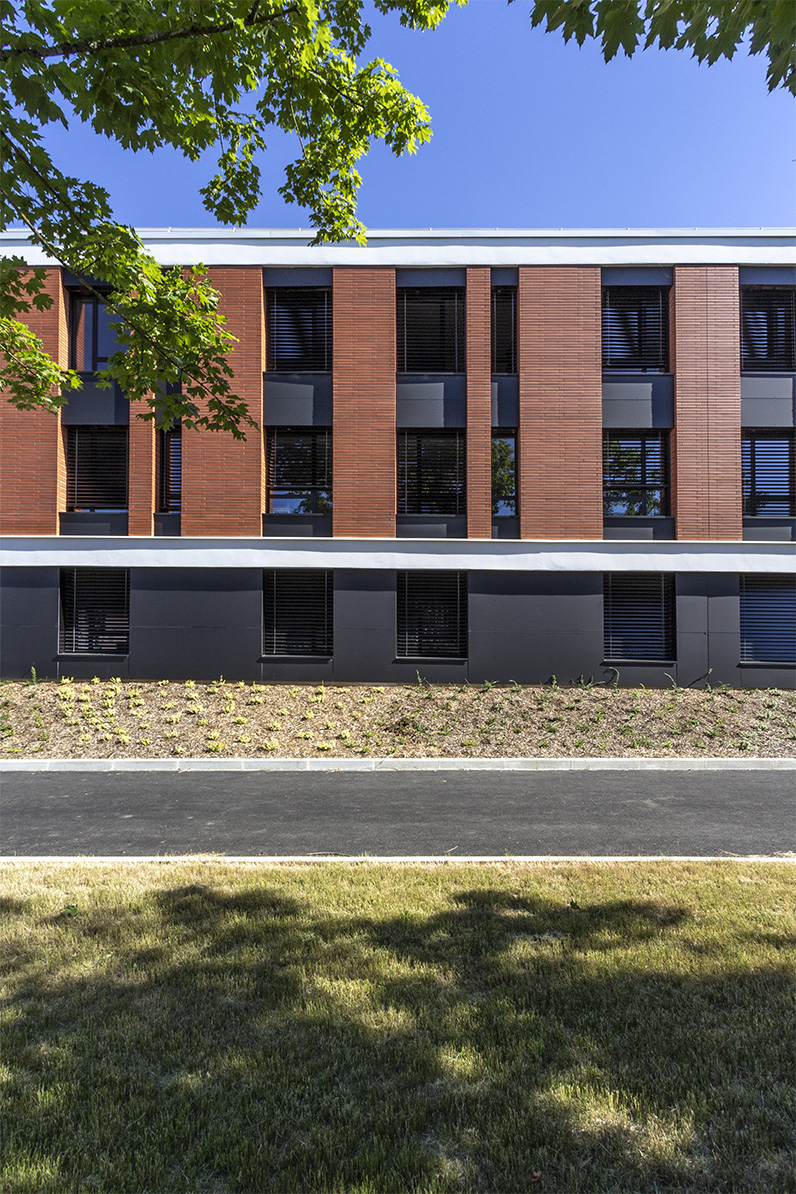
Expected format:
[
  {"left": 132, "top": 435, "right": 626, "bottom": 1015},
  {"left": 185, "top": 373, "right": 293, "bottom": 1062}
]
[
  {"left": 398, "top": 430, "right": 466, "bottom": 516},
  {"left": 65, "top": 425, "right": 128, "bottom": 512},
  {"left": 266, "top": 427, "right": 332, "bottom": 514},
  {"left": 492, "top": 432, "right": 517, "bottom": 515},
  {"left": 266, "top": 288, "right": 332, "bottom": 372},
  {"left": 491, "top": 287, "right": 517, "bottom": 374},
  {"left": 742, "top": 431, "right": 795, "bottom": 517},
  {"left": 397, "top": 288, "right": 465, "bottom": 373},
  {"left": 603, "top": 431, "right": 669, "bottom": 517},
  {"left": 741, "top": 288, "right": 796, "bottom": 372},
  {"left": 157, "top": 425, "right": 182, "bottom": 513},
  {"left": 602, "top": 286, "right": 669, "bottom": 372},
  {"left": 69, "top": 293, "right": 118, "bottom": 372},
  {"left": 59, "top": 568, "right": 130, "bottom": 655}
]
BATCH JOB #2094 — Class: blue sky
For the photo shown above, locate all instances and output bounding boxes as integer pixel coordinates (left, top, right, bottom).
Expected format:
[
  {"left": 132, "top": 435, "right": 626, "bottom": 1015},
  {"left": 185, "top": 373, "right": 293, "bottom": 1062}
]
[{"left": 44, "top": 1, "right": 795, "bottom": 231}]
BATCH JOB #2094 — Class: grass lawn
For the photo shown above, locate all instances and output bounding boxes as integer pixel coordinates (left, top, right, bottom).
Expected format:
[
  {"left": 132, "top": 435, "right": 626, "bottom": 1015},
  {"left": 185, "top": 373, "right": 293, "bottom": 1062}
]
[{"left": 2, "top": 861, "right": 794, "bottom": 1192}]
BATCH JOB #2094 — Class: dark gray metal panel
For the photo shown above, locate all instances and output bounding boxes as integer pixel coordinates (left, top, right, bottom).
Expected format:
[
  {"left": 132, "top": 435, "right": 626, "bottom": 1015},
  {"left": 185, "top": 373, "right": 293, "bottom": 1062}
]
[
  {"left": 602, "top": 374, "right": 673, "bottom": 428},
  {"left": 491, "top": 376, "right": 519, "bottom": 426},
  {"left": 741, "top": 374, "right": 794, "bottom": 401},
  {"left": 740, "top": 380, "right": 795, "bottom": 427},
  {"left": 396, "top": 517, "right": 467, "bottom": 538},
  {"left": 393, "top": 660, "right": 469, "bottom": 684},
  {"left": 263, "top": 268, "right": 332, "bottom": 286},
  {"left": 154, "top": 514, "right": 181, "bottom": 537},
  {"left": 602, "top": 267, "right": 673, "bottom": 286},
  {"left": 737, "top": 663, "right": 796, "bottom": 690},
  {"left": 59, "top": 513, "right": 129, "bottom": 536},
  {"left": 602, "top": 397, "right": 653, "bottom": 429},
  {"left": 396, "top": 376, "right": 466, "bottom": 427},
  {"left": 491, "top": 268, "right": 518, "bottom": 286},
  {"left": 261, "top": 657, "right": 334, "bottom": 683},
  {"left": 395, "top": 269, "right": 466, "bottom": 287},
  {"left": 331, "top": 571, "right": 399, "bottom": 681},
  {"left": 60, "top": 379, "right": 129, "bottom": 425},
  {"left": 674, "top": 574, "right": 709, "bottom": 686},
  {"left": 492, "top": 517, "right": 519, "bottom": 539},
  {"left": 739, "top": 267, "right": 796, "bottom": 285},
  {"left": 263, "top": 515, "right": 333, "bottom": 538},
  {"left": 0, "top": 567, "right": 60, "bottom": 678},
  {"left": 263, "top": 374, "right": 333, "bottom": 426},
  {"left": 604, "top": 518, "right": 675, "bottom": 540},
  {"left": 743, "top": 520, "right": 796, "bottom": 541},
  {"left": 56, "top": 657, "right": 130, "bottom": 680}
]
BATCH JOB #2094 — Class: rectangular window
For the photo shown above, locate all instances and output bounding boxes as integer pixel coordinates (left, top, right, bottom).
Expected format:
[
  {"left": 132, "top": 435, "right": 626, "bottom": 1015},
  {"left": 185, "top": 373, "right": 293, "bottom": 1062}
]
[
  {"left": 397, "top": 571, "right": 468, "bottom": 658},
  {"left": 603, "top": 431, "right": 669, "bottom": 516},
  {"left": 69, "top": 293, "right": 118, "bottom": 372},
  {"left": 604, "top": 573, "right": 675, "bottom": 661},
  {"left": 742, "top": 431, "right": 795, "bottom": 516},
  {"left": 397, "top": 288, "right": 465, "bottom": 373},
  {"left": 263, "top": 570, "right": 333, "bottom": 656},
  {"left": 741, "top": 288, "right": 796, "bottom": 372},
  {"left": 492, "top": 432, "right": 517, "bottom": 515},
  {"left": 602, "top": 286, "right": 670, "bottom": 371},
  {"left": 398, "top": 431, "right": 466, "bottom": 515},
  {"left": 157, "top": 425, "right": 182, "bottom": 513},
  {"left": 66, "top": 425, "right": 128, "bottom": 512},
  {"left": 266, "top": 288, "right": 332, "bottom": 372},
  {"left": 491, "top": 286, "right": 517, "bottom": 374},
  {"left": 266, "top": 427, "right": 332, "bottom": 514},
  {"left": 59, "top": 568, "right": 130, "bottom": 654},
  {"left": 740, "top": 575, "right": 796, "bottom": 664}
]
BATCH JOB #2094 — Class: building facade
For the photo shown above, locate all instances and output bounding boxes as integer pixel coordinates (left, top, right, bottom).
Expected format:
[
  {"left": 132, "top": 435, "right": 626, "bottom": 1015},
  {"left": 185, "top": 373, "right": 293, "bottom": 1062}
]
[{"left": 1, "top": 227, "right": 794, "bottom": 687}]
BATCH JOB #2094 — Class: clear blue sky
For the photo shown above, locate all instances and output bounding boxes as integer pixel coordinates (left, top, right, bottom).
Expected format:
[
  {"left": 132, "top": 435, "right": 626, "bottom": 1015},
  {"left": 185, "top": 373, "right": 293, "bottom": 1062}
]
[{"left": 43, "top": 1, "right": 795, "bottom": 231}]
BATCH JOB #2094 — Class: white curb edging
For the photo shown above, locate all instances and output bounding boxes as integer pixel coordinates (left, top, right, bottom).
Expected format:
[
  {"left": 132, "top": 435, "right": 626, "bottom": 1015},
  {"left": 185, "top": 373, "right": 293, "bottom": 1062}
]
[
  {"left": 1, "top": 756, "right": 794, "bottom": 772},
  {"left": 4, "top": 855, "right": 792, "bottom": 864}
]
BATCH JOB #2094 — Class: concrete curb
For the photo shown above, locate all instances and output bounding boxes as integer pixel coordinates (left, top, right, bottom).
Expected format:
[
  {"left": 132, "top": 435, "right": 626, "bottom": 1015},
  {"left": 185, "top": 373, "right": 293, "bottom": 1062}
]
[
  {"left": 2, "top": 756, "right": 794, "bottom": 773},
  {"left": 3, "top": 855, "right": 792, "bottom": 864}
]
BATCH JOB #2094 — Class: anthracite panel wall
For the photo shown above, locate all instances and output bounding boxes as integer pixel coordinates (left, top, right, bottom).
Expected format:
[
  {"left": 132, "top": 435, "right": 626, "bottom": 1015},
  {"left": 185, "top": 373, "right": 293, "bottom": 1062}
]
[{"left": 0, "top": 567, "right": 60, "bottom": 678}]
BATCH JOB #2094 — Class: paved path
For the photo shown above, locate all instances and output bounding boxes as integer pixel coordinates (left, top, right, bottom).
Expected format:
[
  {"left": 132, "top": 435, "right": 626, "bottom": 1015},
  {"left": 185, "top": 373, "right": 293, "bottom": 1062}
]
[{"left": 2, "top": 770, "right": 793, "bottom": 857}]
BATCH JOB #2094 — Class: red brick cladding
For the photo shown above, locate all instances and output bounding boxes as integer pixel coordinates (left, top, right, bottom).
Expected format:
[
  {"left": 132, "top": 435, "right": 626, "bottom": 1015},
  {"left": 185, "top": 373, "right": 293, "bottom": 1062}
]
[
  {"left": 332, "top": 267, "right": 396, "bottom": 537},
  {"left": 181, "top": 267, "right": 264, "bottom": 537},
  {"left": 672, "top": 266, "right": 742, "bottom": 540},
  {"left": 517, "top": 267, "right": 602, "bottom": 539},
  {"left": 0, "top": 268, "right": 67, "bottom": 534},
  {"left": 466, "top": 268, "right": 492, "bottom": 538},
  {"left": 127, "top": 410, "right": 155, "bottom": 536}
]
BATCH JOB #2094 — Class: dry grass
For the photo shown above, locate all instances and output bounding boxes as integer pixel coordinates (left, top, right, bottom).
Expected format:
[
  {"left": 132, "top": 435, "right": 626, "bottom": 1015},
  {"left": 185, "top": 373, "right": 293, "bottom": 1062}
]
[
  {"left": 2, "top": 860, "right": 794, "bottom": 1193},
  {"left": 1, "top": 676, "right": 795, "bottom": 759}
]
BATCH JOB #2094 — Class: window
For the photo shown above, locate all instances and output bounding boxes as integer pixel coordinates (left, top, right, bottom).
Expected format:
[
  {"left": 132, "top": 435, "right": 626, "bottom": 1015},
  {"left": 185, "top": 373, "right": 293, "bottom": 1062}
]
[
  {"left": 266, "top": 288, "right": 332, "bottom": 372},
  {"left": 603, "top": 432, "right": 669, "bottom": 516},
  {"left": 397, "top": 288, "right": 465, "bottom": 373},
  {"left": 741, "top": 288, "right": 796, "bottom": 372},
  {"left": 69, "top": 293, "right": 118, "bottom": 372},
  {"left": 492, "top": 287, "right": 517, "bottom": 373},
  {"left": 59, "top": 568, "right": 129, "bottom": 654},
  {"left": 492, "top": 433, "right": 517, "bottom": 515},
  {"left": 263, "top": 570, "right": 333, "bottom": 656},
  {"left": 266, "top": 427, "right": 332, "bottom": 514},
  {"left": 602, "top": 286, "right": 669, "bottom": 371},
  {"left": 398, "top": 431, "right": 466, "bottom": 515},
  {"left": 742, "top": 431, "right": 795, "bottom": 516},
  {"left": 740, "top": 575, "right": 796, "bottom": 664},
  {"left": 604, "top": 574, "right": 675, "bottom": 661},
  {"left": 66, "top": 426, "right": 128, "bottom": 511},
  {"left": 397, "top": 571, "right": 468, "bottom": 658},
  {"left": 157, "top": 425, "right": 182, "bottom": 513}
]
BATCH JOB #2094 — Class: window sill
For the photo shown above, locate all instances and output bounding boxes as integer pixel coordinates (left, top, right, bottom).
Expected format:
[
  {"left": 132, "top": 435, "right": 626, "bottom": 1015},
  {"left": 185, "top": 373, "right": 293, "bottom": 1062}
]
[
  {"left": 56, "top": 653, "right": 129, "bottom": 660},
  {"left": 602, "top": 659, "right": 676, "bottom": 667},
  {"left": 738, "top": 660, "right": 796, "bottom": 669},
  {"left": 396, "top": 656, "right": 468, "bottom": 663},
  {"left": 260, "top": 655, "right": 333, "bottom": 662}
]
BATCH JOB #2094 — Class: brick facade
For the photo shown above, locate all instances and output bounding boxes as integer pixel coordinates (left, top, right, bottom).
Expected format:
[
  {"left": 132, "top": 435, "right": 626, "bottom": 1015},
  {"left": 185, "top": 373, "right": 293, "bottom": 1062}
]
[
  {"left": 517, "top": 266, "right": 603, "bottom": 540},
  {"left": 332, "top": 267, "right": 396, "bottom": 537},
  {"left": 466, "top": 267, "right": 492, "bottom": 538},
  {"left": 672, "top": 266, "right": 742, "bottom": 540},
  {"left": 127, "top": 409, "right": 155, "bottom": 536}
]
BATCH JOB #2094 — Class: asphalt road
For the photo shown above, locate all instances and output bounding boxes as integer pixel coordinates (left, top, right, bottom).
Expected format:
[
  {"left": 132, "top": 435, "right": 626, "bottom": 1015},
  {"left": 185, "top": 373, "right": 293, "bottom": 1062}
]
[{"left": 1, "top": 769, "right": 794, "bottom": 856}]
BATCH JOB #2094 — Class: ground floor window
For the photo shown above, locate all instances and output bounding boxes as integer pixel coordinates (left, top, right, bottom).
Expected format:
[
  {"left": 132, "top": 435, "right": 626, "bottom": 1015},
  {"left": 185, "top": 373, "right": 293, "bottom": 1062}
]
[
  {"left": 740, "top": 575, "right": 796, "bottom": 664},
  {"left": 604, "top": 573, "right": 675, "bottom": 661},
  {"left": 59, "top": 568, "right": 130, "bottom": 654},
  {"left": 263, "top": 569, "right": 333, "bottom": 656},
  {"left": 397, "top": 571, "right": 468, "bottom": 658}
]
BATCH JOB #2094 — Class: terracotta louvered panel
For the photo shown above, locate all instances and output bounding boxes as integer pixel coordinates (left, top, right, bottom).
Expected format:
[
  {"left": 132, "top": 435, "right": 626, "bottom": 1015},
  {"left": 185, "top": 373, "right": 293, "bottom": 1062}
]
[
  {"left": 466, "top": 268, "right": 492, "bottom": 538},
  {"left": 127, "top": 411, "right": 155, "bottom": 535}
]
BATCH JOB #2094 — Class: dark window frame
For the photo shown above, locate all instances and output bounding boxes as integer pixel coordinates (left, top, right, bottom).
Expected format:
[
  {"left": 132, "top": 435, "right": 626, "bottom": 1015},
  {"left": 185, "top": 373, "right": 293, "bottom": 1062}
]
[
  {"left": 396, "top": 287, "right": 466, "bottom": 373},
  {"left": 266, "top": 426, "right": 332, "bottom": 515},
  {"left": 603, "top": 573, "right": 676, "bottom": 663},
  {"left": 263, "top": 569, "right": 334, "bottom": 657},
  {"left": 265, "top": 287, "right": 332, "bottom": 372},
  {"left": 491, "top": 286, "right": 517, "bottom": 374},
  {"left": 603, "top": 431, "right": 670, "bottom": 518},
  {"left": 602, "top": 286, "right": 670, "bottom": 372},
  {"left": 492, "top": 430, "right": 517, "bottom": 516},
  {"left": 742, "top": 429, "right": 796, "bottom": 517},
  {"left": 740, "top": 575, "right": 796, "bottom": 664},
  {"left": 59, "top": 568, "right": 130, "bottom": 655},
  {"left": 397, "top": 430, "right": 466, "bottom": 516},
  {"left": 741, "top": 287, "right": 796, "bottom": 373},
  {"left": 68, "top": 291, "right": 117, "bottom": 372},
  {"left": 396, "top": 571, "right": 468, "bottom": 659},
  {"left": 157, "top": 424, "right": 182, "bottom": 513},
  {"left": 65, "top": 425, "right": 129, "bottom": 512}
]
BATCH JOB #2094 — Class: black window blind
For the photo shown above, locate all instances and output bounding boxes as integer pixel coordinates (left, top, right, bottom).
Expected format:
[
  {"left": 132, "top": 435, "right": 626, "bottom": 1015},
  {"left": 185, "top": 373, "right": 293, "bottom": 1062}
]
[
  {"left": 266, "top": 427, "right": 332, "bottom": 514},
  {"left": 66, "top": 425, "right": 128, "bottom": 511},
  {"left": 604, "top": 573, "right": 675, "bottom": 661},
  {"left": 397, "top": 288, "right": 465, "bottom": 373},
  {"left": 602, "top": 286, "right": 670, "bottom": 371},
  {"left": 742, "top": 431, "right": 795, "bottom": 517},
  {"left": 603, "top": 431, "right": 669, "bottom": 516},
  {"left": 59, "top": 568, "right": 130, "bottom": 654},
  {"left": 398, "top": 431, "right": 466, "bottom": 515},
  {"left": 158, "top": 426, "right": 182, "bottom": 512},
  {"left": 397, "top": 571, "right": 468, "bottom": 658},
  {"left": 741, "top": 288, "right": 796, "bottom": 372},
  {"left": 263, "top": 570, "right": 333, "bottom": 656},
  {"left": 740, "top": 575, "right": 796, "bottom": 664},
  {"left": 266, "top": 288, "right": 332, "bottom": 372},
  {"left": 492, "top": 287, "right": 517, "bottom": 374}
]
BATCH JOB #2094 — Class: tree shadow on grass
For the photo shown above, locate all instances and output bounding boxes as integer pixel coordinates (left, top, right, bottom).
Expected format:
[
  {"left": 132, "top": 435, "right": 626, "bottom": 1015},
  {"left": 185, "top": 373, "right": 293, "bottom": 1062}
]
[{"left": 2, "top": 880, "right": 794, "bottom": 1193}]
